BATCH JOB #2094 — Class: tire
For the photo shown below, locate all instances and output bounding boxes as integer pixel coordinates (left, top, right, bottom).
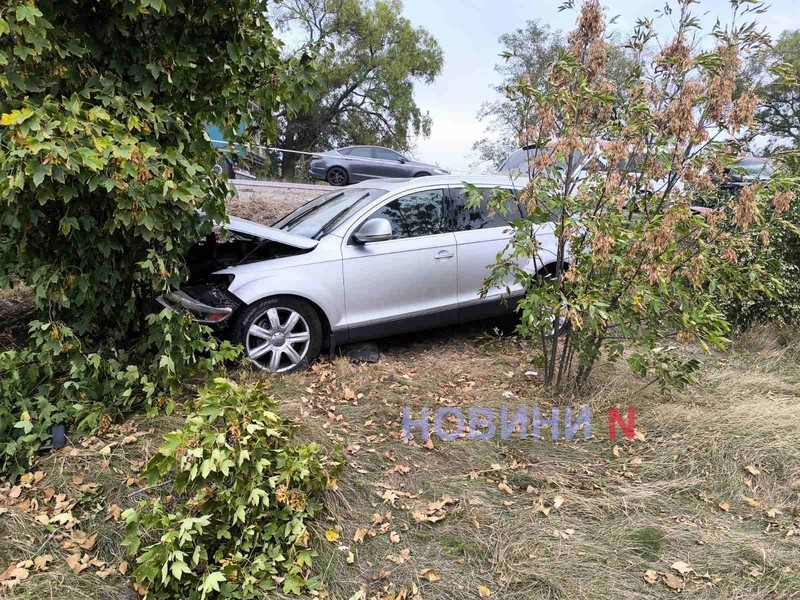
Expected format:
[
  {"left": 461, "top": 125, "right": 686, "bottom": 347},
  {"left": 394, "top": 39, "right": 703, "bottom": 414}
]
[
  {"left": 232, "top": 296, "right": 323, "bottom": 373},
  {"left": 414, "top": 172, "right": 430, "bottom": 177},
  {"left": 326, "top": 167, "right": 348, "bottom": 186}
]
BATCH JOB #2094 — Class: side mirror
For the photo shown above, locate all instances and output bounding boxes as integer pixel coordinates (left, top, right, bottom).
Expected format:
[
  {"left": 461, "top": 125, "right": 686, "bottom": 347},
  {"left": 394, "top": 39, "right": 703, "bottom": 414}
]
[
  {"left": 353, "top": 218, "right": 393, "bottom": 244},
  {"left": 398, "top": 157, "right": 407, "bottom": 164}
]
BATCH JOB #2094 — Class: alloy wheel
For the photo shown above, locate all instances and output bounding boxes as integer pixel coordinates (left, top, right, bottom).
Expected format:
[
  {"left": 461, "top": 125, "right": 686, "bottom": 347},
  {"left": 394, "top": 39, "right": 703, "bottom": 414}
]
[
  {"left": 246, "top": 306, "right": 311, "bottom": 372},
  {"left": 327, "top": 168, "right": 347, "bottom": 186}
]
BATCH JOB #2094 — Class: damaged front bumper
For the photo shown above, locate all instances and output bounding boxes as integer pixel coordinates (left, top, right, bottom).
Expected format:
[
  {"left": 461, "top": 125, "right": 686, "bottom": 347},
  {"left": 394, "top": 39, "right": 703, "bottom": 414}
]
[{"left": 157, "top": 286, "right": 241, "bottom": 324}]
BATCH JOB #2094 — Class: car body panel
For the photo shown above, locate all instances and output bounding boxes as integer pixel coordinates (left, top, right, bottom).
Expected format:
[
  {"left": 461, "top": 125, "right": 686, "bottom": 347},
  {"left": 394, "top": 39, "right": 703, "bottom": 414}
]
[
  {"left": 224, "top": 216, "right": 319, "bottom": 250},
  {"left": 309, "top": 145, "right": 447, "bottom": 185}
]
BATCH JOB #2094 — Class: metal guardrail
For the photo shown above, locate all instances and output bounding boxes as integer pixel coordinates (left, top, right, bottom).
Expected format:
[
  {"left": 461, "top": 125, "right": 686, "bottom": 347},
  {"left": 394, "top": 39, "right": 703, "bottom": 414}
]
[{"left": 229, "top": 179, "right": 333, "bottom": 192}]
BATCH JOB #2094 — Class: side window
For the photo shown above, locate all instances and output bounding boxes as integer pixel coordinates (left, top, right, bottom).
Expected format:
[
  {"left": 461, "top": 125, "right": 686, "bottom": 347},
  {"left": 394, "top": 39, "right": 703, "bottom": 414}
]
[
  {"left": 366, "top": 189, "right": 448, "bottom": 240},
  {"left": 349, "top": 147, "right": 372, "bottom": 158},
  {"left": 374, "top": 148, "right": 401, "bottom": 161},
  {"left": 453, "top": 188, "right": 526, "bottom": 231},
  {"left": 338, "top": 148, "right": 353, "bottom": 155}
]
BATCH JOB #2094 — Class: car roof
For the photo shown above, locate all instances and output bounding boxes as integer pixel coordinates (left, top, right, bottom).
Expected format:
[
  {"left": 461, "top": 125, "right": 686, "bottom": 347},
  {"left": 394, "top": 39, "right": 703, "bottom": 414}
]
[{"left": 348, "top": 174, "right": 529, "bottom": 194}]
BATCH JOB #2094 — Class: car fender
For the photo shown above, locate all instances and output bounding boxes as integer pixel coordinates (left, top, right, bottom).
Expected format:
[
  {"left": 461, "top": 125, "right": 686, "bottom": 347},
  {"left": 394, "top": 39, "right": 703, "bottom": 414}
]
[{"left": 227, "top": 267, "right": 346, "bottom": 332}]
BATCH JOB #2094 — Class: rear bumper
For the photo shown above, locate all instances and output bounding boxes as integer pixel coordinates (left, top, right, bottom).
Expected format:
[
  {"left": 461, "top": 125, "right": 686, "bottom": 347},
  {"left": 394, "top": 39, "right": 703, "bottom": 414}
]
[
  {"left": 157, "top": 288, "right": 240, "bottom": 324},
  {"left": 308, "top": 162, "right": 328, "bottom": 181}
]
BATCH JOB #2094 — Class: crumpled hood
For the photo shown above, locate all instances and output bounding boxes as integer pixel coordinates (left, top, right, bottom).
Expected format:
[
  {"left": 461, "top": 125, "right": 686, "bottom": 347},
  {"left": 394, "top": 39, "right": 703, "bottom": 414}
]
[{"left": 223, "top": 216, "right": 318, "bottom": 250}]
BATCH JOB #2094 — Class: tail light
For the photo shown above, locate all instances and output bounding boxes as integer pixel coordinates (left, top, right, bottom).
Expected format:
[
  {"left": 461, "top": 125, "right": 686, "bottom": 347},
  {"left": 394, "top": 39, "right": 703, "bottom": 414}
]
[{"left": 311, "top": 154, "right": 323, "bottom": 161}]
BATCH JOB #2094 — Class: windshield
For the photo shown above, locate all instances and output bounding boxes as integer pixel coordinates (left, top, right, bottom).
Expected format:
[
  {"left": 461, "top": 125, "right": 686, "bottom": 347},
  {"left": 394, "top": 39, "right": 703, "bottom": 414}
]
[
  {"left": 500, "top": 147, "right": 584, "bottom": 174},
  {"left": 272, "top": 188, "right": 387, "bottom": 238}
]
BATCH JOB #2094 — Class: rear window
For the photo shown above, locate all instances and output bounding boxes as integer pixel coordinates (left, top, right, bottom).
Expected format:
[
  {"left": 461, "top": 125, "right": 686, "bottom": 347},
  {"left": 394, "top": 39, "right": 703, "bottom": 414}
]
[
  {"left": 348, "top": 147, "right": 372, "bottom": 158},
  {"left": 452, "top": 187, "right": 526, "bottom": 231}
]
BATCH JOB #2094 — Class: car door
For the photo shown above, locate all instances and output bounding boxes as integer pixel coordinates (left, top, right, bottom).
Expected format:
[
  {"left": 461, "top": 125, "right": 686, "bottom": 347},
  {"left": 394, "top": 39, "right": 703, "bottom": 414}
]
[
  {"left": 344, "top": 146, "right": 374, "bottom": 182},
  {"left": 450, "top": 185, "right": 550, "bottom": 321},
  {"left": 370, "top": 147, "right": 410, "bottom": 178},
  {"left": 341, "top": 187, "right": 458, "bottom": 341}
]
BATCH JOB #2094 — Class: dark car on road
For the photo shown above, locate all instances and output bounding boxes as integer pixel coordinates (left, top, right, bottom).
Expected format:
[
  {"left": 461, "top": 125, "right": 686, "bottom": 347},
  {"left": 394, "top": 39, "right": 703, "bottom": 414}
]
[{"left": 309, "top": 145, "right": 448, "bottom": 186}]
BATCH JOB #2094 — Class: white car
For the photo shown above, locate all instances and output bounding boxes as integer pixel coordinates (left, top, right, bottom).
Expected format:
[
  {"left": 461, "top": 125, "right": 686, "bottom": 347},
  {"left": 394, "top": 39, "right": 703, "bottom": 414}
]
[{"left": 160, "top": 176, "right": 561, "bottom": 372}]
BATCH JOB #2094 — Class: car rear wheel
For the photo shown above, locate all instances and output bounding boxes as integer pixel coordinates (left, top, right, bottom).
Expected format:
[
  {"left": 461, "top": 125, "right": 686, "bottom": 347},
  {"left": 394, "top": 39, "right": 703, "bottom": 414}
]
[
  {"left": 233, "top": 296, "right": 322, "bottom": 373},
  {"left": 326, "top": 167, "right": 348, "bottom": 186},
  {"left": 414, "top": 172, "right": 430, "bottom": 177}
]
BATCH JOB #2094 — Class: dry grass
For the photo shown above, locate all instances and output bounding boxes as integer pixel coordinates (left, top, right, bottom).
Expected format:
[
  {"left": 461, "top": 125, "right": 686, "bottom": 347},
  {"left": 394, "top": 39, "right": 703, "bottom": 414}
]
[{"left": 2, "top": 321, "right": 800, "bottom": 599}]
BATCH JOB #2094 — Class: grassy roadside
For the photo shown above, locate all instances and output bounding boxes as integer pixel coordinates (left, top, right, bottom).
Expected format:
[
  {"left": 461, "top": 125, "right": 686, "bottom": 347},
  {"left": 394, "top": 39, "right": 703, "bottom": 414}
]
[{"left": 2, "top": 323, "right": 799, "bottom": 599}]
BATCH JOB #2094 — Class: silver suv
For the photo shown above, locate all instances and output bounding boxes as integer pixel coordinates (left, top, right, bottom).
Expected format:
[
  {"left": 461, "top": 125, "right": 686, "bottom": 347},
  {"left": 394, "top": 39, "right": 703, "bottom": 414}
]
[{"left": 160, "top": 176, "right": 559, "bottom": 372}]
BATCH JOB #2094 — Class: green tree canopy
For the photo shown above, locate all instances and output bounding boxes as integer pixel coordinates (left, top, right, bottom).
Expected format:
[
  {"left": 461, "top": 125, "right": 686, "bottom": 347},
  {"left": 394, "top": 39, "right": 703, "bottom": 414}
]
[
  {"left": 273, "top": 0, "right": 443, "bottom": 177},
  {"left": 754, "top": 29, "right": 800, "bottom": 147}
]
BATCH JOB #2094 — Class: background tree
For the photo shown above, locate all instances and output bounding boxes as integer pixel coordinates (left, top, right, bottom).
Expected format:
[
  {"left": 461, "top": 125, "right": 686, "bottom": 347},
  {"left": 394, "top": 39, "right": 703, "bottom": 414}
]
[
  {"left": 753, "top": 30, "right": 800, "bottom": 148},
  {"left": 272, "top": 0, "right": 443, "bottom": 178},
  {"left": 472, "top": 20, "right": 637, "bottom": 171}
]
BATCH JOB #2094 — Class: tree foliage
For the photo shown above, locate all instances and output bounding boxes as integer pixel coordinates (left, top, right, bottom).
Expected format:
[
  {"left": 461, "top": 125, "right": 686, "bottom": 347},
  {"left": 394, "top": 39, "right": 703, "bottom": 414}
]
[
  {"left": 475, "top": 0, "right": 799, "bottom": 390},
  {"left": 272, "top": 0, "right": 443, "bottom": 177},
  {"left": 0, "top": 0, "right": 311, "bottom": 475},
  {"left": 753, "top": 29, "right": 800, "bottom": 147},
  {"left": 123, "top": 379, "right": 342, "bottom": 598}
]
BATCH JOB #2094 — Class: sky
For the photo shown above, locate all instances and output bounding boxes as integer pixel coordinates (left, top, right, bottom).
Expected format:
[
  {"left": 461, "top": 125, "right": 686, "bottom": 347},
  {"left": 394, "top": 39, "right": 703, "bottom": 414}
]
[{"left": 400, "top": 0, "right": 800, "bottom": 174}]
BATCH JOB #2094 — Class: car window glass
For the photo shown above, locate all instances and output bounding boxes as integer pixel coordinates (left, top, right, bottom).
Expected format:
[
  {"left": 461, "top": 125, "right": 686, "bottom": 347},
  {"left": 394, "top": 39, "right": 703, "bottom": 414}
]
[
  {"left": 338, "top": 148, "right": 353, "bottom": 155},
  {"left": 274, "top": 188, "right": 387, "bottom": 238},
  {"left": 366, "top": 189, "right": 448, "bottom": 239},
  {"left": 374, "top": 148, "right": 402, "bottom": 161},
  {"left": 453, "top": 188, "right": 526, "bottom": 231},
  {"left": 348, "top": 147, "right": 372, "bottom": 158}
]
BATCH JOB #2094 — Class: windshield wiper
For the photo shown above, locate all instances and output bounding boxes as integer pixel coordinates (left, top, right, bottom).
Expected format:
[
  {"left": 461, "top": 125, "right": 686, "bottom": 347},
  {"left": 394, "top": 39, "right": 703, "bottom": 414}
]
[
  {"left": 279, "top": 191, "right": 346, "bottom": 229},
  {"left": 315, "top": 192, "right": 371, "bottom": 239}
]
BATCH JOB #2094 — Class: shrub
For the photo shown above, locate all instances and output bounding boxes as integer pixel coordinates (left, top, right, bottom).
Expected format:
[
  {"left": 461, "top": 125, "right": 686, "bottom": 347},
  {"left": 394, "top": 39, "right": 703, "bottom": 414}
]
[
  {"left": 0, "top": 0, "right": 319, "bottom": 473},
  {"left": 0, "top": 313, "right": 239, "bottom": 477},
  {"left": 122, "top": 379, "right": 342, "bottom": 598},
  {"left": 477, "top": 0, "right": 799, "bottom": 391}
]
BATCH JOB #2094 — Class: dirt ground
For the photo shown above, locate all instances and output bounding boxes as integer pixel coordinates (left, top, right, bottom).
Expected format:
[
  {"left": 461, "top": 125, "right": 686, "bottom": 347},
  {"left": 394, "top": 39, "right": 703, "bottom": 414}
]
[{"left": 227, "top": 183, "right": 326, "bottom": 225}]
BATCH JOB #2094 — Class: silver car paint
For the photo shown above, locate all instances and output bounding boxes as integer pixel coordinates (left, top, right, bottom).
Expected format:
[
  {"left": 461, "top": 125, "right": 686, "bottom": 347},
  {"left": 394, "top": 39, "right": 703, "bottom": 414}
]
[{"left": 219, "top": 175, "right": 560, "bottom": 338}]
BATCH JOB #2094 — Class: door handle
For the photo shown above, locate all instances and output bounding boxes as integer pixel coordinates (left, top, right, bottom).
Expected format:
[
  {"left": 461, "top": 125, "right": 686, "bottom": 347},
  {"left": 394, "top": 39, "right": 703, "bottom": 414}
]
[{"left": 434, "top": 250, "right": 454, "bottom": 260}]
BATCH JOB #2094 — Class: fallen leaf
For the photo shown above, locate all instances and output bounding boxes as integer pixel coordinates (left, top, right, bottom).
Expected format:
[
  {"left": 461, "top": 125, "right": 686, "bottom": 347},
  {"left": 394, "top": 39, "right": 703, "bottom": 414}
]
[
  {"left": 353, "top": 528, "right": 369, "bottom": 544},
  {"left": 497, "top": 482, "right": 513, "bottom": 495},
  {"left": 325, "top": 529, "right": 341, "bottom": 543},
  {"left": 642, "top": 569, "right": 658, "bottom": 585},
  {"left": 743, "top": 496, "right": 763, "bottom": 510},
  {"left": 118, "top": 561, "right": 129, "bottom": 575},
  {"left": 477, "top": 585, "right": 492, "bottom": 597},
  {"left": 671, "top": 561, "right": 692, "bottom": 575},
  {"left": 663, "top": 572, "right": 683, "bottom": 590},
  {"left": 33, "top": 555, "right": 52, "bottom": 571},
  {"left": 419, "top": 568, "right": 441, "bottom": 582},
  {"left": 745, "top": 465, "right": 761, "bottom": 476},
  {"left": 718, "top": 501, "right": 731, "bottom": 512},
  {"left": 552, "top": 495, "right": 564, "bottom": 510},
  {"left": 389, "top": 531, "right": 400, "bottom": 544}
]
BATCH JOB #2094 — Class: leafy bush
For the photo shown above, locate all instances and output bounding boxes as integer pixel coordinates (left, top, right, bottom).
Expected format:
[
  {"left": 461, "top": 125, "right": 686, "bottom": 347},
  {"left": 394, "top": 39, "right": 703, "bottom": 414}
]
[
  {"left": 122, "top": 379, "right": 341, "bottom": 598},
  {"left": 0, "top": 313, "right": 238, "bottom": 477},
  {"left": 477, "top": 0, "right": 799, "bottom": 390},
  {"left": 0, "top": 1, "right": 319, "bottom": 474}
]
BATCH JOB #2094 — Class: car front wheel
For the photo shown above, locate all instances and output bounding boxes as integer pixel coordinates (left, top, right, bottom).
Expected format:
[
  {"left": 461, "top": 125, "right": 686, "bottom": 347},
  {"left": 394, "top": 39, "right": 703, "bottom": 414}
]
[{"left": 232, "top": 296, "right": 322, "bottom": 373}]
